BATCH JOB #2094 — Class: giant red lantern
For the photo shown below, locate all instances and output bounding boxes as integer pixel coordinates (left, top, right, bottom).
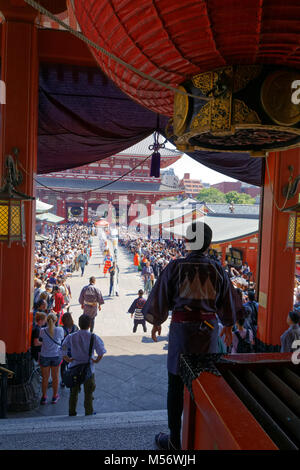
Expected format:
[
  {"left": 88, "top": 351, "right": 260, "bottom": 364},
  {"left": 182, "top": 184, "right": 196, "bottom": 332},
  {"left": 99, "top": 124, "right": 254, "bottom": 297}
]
[{"left": 73, "top": 1, "right": 300, "bottom": 154}]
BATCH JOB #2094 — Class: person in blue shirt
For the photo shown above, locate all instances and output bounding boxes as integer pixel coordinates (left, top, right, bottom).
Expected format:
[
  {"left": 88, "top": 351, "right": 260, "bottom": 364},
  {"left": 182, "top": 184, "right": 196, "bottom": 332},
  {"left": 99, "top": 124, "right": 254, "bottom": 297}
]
[
  {"left": 62, "top": 314, "right": 106, "bottom": 416},
  {"left": 280, "top": 311, "right": 300, "bottom": 352}
]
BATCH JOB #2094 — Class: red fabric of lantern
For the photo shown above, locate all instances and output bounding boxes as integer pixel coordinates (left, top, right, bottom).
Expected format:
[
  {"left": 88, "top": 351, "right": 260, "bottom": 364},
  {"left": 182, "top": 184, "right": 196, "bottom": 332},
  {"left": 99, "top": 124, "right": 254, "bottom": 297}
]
[{"left": 73, "top": 0, "right": 300, "bottom": 116}]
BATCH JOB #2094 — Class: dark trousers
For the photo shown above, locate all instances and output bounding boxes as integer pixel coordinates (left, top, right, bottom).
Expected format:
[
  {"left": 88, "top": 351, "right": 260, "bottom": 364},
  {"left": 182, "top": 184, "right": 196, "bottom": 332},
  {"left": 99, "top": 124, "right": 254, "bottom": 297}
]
[
  {"left": 61, "top": 360, "right": 67, "bottom": 382},
  {"left": 90, "top": 318, "right": 95, "bottom": 333},
  {"left": 69, "top": 374, "right": 96, "bottom": 416},
  {"left": 133, "top": 319, "right": 147, "bottom": 333},
  {"left": 167, "top": 372, "right": 184, "bottom": 449}
]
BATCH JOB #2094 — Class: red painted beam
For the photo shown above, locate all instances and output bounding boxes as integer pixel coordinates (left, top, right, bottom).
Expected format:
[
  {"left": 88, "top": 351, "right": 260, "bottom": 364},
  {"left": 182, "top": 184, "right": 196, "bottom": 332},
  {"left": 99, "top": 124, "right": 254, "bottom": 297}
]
[
  {"left": 0, "top": 25, "right": 97, "bottom": 66},
  {"left": 189, "top": 371, "right": 278, "bottom": 450}
]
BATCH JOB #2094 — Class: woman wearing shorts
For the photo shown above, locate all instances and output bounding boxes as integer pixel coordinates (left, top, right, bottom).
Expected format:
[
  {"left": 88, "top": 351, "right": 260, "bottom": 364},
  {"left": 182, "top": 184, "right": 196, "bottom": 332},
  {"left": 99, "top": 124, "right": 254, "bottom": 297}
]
[{"left": 39, "top": 313, "right": 64, "bottom": 405}]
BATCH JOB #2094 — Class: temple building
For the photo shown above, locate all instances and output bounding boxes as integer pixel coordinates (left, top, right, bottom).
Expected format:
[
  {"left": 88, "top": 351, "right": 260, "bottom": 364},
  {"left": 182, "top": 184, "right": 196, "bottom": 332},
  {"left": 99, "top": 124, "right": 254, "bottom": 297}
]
[{"left": 36, "top": 135, "right": 183, "bottom": 224}]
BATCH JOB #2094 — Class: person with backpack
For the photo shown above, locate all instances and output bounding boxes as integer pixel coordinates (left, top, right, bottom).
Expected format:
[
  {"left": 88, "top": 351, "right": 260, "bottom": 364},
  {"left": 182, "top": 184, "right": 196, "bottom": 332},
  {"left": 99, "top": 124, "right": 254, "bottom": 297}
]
[
  {"left": 128, "top": 289, "right": 147, "bottom": 333},
  {"left": 62, "top": 314, "right": 106, "bottom": 416},
  {"left": 231, "top": 318, "right": 254, "bottom": 354},
  {"left": 243, "top": 290, "right": 258, "bottom": 338}
]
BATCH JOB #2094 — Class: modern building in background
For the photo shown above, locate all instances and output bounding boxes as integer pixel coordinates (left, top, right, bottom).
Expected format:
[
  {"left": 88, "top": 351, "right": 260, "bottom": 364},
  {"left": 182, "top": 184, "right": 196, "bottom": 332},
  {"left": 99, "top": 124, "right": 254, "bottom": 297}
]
[
  {"left": 160, "top": 168, "right": 180, "bottom": 188},
  {"left": 179, "top": 173, "right": 203, "bottom": 197},
  {"left": 211, "top": 181, "right": 260, "bottom": 199}
]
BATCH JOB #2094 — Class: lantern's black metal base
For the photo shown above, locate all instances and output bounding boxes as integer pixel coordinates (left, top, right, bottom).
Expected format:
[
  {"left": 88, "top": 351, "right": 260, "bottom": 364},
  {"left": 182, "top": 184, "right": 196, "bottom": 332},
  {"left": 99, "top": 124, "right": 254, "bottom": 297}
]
[{"left": 6, "top": 351, "right": 40, "bottom": 412}]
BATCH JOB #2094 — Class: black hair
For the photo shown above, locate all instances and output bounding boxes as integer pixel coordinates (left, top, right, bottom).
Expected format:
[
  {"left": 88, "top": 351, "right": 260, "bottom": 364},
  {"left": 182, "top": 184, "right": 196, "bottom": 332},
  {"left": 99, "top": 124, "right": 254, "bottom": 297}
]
[
  {"left": 185, "top": 222, "right": 212, "bottom": 253},
  {"left": 79, "top": 314, "right": 92, "bottom": 330},
  {"left": 248, "top": 291, "right": 256, "bottom": 301},
  {"left": 289, "top": 311, "right": 300, "bottom": 324}
]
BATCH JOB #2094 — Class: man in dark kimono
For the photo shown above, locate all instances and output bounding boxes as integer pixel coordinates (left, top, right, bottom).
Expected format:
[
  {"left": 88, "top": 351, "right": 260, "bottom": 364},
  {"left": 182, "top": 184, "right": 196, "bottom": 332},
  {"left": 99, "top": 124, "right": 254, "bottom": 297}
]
[
  {"left": 142, "top": 221, "right": 236, "bottom": 450},
  {"left": 79, "top": 276, "right": 104, "bottom": 332}
]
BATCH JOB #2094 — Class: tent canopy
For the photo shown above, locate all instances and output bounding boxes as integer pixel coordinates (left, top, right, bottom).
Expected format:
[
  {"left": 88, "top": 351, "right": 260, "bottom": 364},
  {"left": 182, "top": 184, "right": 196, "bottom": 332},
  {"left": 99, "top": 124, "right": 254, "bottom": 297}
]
[{"left": 37, "top": 63, "right": 263, "bottom": 186}]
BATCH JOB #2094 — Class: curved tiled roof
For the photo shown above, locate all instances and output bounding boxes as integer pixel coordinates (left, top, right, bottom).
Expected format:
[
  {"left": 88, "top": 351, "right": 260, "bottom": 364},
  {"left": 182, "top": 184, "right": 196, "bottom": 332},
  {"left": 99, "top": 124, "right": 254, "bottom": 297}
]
[
  {"left": 116, "top": 135, "right": 182, "bottom": 159},
  {"left": 36, "top": 176, "right": 182, "bottom": 193}
]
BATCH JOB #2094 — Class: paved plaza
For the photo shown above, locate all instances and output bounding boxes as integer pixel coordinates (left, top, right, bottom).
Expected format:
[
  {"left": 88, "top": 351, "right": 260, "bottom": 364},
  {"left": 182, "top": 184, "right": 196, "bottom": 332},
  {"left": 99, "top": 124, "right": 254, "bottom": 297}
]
[{"left": 7, "top": 236, "right": 171, "bottom": 419}]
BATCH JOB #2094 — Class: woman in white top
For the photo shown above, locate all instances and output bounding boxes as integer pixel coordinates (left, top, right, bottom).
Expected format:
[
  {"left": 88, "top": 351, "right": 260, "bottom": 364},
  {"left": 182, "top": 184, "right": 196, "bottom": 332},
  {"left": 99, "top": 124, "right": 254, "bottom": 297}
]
[{"left": 39, "top": 313, "right": 64, "bottom": 405}]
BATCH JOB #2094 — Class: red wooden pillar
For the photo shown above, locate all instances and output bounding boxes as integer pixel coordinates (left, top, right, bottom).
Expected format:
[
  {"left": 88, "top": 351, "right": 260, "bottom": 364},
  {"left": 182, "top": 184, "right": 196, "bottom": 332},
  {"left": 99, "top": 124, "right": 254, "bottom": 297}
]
[
  {"left": 0, "top": 1, "right": 39, "bottom": 409},
  {"left": 221, "top": 244, "right": 227, "bottom": 265},
  {"left": 257, "top": 149, "right": 300, "bottom": 351},
  {"left": 56, "top": 197, "right": 66, "bottom": 220}
]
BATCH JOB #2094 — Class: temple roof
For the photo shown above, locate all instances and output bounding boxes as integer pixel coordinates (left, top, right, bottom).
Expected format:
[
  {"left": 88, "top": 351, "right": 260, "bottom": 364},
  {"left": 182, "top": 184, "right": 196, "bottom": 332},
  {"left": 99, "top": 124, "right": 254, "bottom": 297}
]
[
  {"left": 205, "top": 203, "right": 260, "bottom": 216},
  {"left": 36, "top": 176, "right": 182, "bottom": 194},
  {"left": 164, "top": 215, "right": 259, "bottom": 244},
  {"left": 137, "top": 207, "right": 205, "bottom": 227}
]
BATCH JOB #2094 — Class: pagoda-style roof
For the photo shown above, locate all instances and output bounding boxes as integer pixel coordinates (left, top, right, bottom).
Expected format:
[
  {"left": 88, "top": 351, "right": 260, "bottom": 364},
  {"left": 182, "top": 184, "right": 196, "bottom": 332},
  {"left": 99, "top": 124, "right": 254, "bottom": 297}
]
[{"left": 116, "top": 134, "right": 182, "bottom": 168}]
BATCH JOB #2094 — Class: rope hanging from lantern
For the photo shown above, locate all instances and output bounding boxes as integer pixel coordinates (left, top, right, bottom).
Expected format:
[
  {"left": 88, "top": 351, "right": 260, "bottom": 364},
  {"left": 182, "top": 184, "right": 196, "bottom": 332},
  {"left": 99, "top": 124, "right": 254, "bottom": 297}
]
[
  {"left": 264, "top": 154, "right": 293, "bottom": 212},
  {"left": 23, "top": 0, "right": 212, "bottom": 104}
]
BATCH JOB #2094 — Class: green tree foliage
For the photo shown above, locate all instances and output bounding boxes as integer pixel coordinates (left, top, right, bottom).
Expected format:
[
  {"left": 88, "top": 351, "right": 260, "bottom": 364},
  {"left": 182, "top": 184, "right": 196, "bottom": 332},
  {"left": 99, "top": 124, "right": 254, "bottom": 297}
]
[
  {"left": 196, "top": 188, "right": 226, "bottom": 203},
  {"left": 224, "top": 191, "right": 256, "bottom": 204}
]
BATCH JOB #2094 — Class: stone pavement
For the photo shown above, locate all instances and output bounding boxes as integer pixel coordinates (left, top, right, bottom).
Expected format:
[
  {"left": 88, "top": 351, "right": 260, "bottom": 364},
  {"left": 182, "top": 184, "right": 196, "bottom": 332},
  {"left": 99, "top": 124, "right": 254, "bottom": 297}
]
[
  {"left": 7, "top": 235, "right": 171, "bottom": 420},
  {"left": 0, "top": 411, "right": 169, "bottom": 450}
]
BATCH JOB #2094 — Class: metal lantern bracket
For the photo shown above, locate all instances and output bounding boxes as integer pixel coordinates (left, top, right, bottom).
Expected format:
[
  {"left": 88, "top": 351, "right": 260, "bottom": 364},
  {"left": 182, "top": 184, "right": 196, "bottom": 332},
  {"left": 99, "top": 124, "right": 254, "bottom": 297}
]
[{"left": 0, "top": 149, "right": 34, "bottom": 202}]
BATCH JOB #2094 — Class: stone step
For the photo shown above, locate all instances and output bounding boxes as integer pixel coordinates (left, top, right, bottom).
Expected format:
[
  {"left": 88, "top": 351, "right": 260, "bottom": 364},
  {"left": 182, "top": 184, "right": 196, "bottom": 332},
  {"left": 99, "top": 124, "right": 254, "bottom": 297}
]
[{"left": 0, "top": 410, "right": 168, "bottom": 450}]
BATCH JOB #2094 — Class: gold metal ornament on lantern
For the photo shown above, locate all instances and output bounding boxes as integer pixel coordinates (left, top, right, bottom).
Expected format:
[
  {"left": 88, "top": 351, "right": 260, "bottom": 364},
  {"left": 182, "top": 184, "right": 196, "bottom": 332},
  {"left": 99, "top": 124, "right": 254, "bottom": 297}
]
[
  {"left": 261, "top": 70, "right": 300, "bottom": 126},
  {"left": 173, "top": 86, "right": 189, "bottom": 136},
  {"left": 171, "top": 65, "right": 300, "bottom": 154}
]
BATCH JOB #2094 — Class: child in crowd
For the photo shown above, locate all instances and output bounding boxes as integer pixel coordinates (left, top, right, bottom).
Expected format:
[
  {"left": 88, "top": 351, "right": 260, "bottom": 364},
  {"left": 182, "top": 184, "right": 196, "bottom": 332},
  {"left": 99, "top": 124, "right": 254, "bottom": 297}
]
[
  {"left": 280, "top": 311, "right": 300, "bottom": 352},
  {"left": 128, "top": 289, "right": 147, "bottom": 333},
  {"left": 231, "top": 318, "right": 254, "bottom": 353}
]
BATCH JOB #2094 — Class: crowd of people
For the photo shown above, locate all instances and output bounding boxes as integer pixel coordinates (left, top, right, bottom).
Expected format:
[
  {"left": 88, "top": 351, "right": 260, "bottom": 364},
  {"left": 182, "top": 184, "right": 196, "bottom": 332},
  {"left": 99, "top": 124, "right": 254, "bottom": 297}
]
[
  {"left": 30, "top": 222, "right": 300, "bottom": 422},
  {"left": 33, "top": 224, "right": 95, "bottom": 324},
  {"left": 119, "top": 226, "right": 300, "bottom": 354}
]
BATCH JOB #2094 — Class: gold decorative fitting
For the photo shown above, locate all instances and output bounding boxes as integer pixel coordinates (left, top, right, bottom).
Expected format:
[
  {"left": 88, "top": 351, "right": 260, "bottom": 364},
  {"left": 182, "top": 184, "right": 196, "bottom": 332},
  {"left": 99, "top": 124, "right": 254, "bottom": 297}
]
[
  {"left": 173, "top": 65, "right": 300, "bottom": 153},
  {"left": 261, "top": 70, "right": 300, "bottom": 126},
  {"left": 173, "top": 86, "right": 189, "bottom": 136}
]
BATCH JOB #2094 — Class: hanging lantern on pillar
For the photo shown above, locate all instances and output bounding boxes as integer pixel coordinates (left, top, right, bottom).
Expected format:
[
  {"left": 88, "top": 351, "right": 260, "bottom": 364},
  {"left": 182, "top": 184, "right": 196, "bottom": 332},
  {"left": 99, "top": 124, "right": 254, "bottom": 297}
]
[
  {"left": 0, "top": 149, "right": 34, "bottom": 247},
  {"left": 286, "top": 210, "right": 300, "bottom": 249},
  {"left": 282, "top": 176, "right": 300, "bottom": 250}
]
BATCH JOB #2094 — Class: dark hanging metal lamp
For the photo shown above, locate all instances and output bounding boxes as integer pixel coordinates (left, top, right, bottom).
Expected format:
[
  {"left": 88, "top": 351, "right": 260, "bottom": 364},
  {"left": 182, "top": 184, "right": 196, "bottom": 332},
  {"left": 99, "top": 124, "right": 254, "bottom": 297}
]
[{"left": 0, "top": 148, "right": 34, "bottom": 247}]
